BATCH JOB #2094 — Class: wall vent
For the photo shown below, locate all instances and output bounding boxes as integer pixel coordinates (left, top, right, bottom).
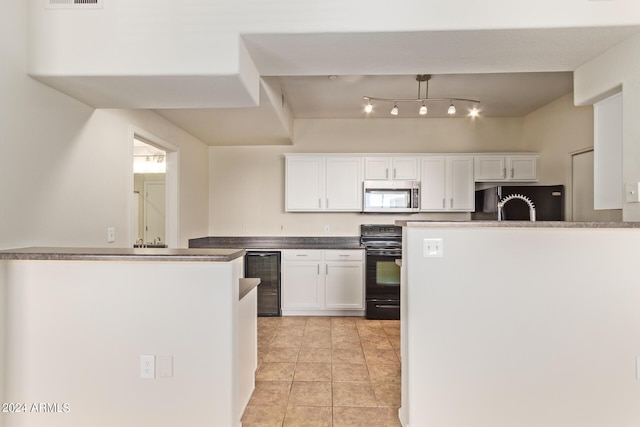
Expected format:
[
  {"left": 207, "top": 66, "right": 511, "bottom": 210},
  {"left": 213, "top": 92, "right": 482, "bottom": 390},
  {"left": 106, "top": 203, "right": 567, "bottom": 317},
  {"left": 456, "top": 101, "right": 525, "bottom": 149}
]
[{"left": 46, "top": 0, "right": 103, "bottom": 9}]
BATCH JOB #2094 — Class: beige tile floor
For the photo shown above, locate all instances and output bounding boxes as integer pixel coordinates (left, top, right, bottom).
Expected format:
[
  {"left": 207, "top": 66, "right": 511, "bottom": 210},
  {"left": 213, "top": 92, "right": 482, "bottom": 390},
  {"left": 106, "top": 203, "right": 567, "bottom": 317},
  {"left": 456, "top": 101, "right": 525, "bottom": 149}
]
[{"left": 242, "top": 316, "right": 402, "bottom": 427}]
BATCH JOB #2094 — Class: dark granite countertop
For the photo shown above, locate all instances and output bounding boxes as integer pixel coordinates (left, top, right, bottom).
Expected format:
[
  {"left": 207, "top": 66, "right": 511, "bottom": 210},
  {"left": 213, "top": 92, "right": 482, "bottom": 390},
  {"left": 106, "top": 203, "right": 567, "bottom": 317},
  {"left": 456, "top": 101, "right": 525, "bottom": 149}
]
[
  {"left": 0, "top": 247, "right": 245, "bottom": 262},
  {"left": 189, "top": 236, "right": 363, "bottom": 250},
  {"left": 397, "top": 220, "right": 640, "bottom": 228}
]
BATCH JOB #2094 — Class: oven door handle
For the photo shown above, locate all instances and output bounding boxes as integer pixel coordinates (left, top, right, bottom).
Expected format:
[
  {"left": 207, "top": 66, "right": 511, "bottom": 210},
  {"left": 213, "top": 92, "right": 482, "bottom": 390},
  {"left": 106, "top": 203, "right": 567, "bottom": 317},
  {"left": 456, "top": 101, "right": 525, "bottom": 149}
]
[
  {"left": 366, "top": 250, "right": 402, "bottom": 257},
  {"left": 375, "top": 304, "right": 399, "bottom": 309}
]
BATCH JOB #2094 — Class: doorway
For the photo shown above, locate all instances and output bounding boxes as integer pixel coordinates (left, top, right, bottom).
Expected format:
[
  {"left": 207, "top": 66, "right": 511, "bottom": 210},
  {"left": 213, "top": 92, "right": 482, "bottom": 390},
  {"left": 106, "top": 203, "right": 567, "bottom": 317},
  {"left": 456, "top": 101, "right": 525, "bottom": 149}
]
[
  {"left": 130, "top": 127, "right": 179, "bottom": 248},
  {"left": 570, "top": 148, "right": 622, "bottom": 222}
]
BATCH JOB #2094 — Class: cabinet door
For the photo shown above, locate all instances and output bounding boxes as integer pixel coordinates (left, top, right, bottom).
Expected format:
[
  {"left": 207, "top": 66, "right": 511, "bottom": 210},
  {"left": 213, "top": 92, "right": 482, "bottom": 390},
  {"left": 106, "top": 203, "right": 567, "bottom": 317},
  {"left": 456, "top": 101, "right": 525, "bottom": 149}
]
[
  {"left": 282, "top": 260, "right": 323, "bottom": 309},
  {"left": 364, "top": 157, "right": 391, "bottom": 180},
  {"left": 392, "top": 157, "right": 419, "bottom": 180},
  {"left": 325, "top": 262, "right": 364, "bottom": 309},
  {"left": 448, "top": 157, "right": 475, "bottom": 211},
  {"left": 286, "top": 156, "right": 324, "bottom": 211},
  {"left": 325, "top": 157, "right": 363, "bottom": 211},
  {"left": 474, "top": 156, "right": 506, "bottom": 181},
  {"left": 420, "top": 157, "right": 447, "bottom": 211},
  {"left": 508, "top": 156, "right": 538, "bottom": 181}
]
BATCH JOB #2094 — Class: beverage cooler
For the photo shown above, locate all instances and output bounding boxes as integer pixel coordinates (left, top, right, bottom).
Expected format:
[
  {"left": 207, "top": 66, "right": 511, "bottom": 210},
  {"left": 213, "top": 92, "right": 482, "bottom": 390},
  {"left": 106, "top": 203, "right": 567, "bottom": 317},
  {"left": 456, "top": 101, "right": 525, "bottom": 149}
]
[{"left": 244, "top": 251, "right": 281, "bottom": 317}]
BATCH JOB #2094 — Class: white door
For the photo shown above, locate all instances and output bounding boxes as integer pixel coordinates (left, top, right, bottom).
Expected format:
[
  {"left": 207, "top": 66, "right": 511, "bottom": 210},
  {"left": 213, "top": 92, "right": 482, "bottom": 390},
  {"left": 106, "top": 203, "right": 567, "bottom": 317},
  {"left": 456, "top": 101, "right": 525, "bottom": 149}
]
[
  {"left": 144, "top": 182, "right": 166, "bottom": 244},
  {"left": 572, "top": 150, "right": 622, "bottom": 221},
  {"left": 420, "top": 157, "right": 447, "bottom": 210},
  {"left": 286, "top": 156, "right": 324, "bottom": 210},
  {"left": 325, "top": 157, "right": 362, "bottom": 211},
  {"left": 325, "top": 262, "right": 364, "bottom": 309},
  {"left": 392, "top": 157, "right": 419, "bottom": 180},
  {"left": 448, "top": 157, "right": 475, "bottom": 211},
  {"left": 282, "top": 261, "right": 323, "bottom": 309},
  {"left": 364, "top": 157, "right": 391, "bottom": 180}
]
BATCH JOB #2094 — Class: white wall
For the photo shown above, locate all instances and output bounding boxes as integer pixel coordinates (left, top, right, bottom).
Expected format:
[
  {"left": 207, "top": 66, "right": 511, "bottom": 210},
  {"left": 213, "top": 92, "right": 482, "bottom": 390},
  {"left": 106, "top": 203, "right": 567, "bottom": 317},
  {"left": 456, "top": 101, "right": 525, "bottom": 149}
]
[
  {"left": 403, "top": 224, "right": 640, "bottom": 427},
  {"left": 575, "top": 32, "right": 640, "bottom": 221},
  {"left": 0, "top": 263, "right": 5, "bottom": 427},
  {"left": 521, "top": 92, "right": 595, "bottom": 218},
  {"left": 0, "top": 0, "right": 209, "bottom": 249},
  {"left": 3, "top": 258, "right": 243, "bottom": 427},
  {"left": 209, "top": 117, "right": 524, "bottom": 236}
]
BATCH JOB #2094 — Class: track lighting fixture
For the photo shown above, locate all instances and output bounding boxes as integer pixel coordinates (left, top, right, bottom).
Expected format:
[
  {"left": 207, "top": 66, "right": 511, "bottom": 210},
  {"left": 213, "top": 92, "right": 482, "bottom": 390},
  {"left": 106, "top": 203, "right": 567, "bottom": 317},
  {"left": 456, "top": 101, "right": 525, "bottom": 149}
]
[{"left": 363, "top": 74, "right": 480, "bottom": 117}]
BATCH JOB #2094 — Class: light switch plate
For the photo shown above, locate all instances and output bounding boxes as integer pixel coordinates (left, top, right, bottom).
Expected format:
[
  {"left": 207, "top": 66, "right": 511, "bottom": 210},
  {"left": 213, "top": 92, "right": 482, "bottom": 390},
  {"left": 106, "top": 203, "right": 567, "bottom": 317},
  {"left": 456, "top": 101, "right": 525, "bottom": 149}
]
[
  {"left": 157, "top": 355, "right": 173, "bottom": 378},
  {"left": 107, "top": 227, "right": 115, "bottom": 243},
  {"left": 423, "top": 238, "right": 443, "bottom": 258}
]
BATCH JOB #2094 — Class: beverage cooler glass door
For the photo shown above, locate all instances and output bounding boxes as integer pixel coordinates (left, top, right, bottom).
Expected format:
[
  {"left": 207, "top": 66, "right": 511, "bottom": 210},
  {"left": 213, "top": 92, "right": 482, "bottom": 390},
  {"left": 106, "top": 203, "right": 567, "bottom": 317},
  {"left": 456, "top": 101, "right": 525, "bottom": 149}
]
[{"left": 245, "top": 252, "right": 281, "bottom": 317}]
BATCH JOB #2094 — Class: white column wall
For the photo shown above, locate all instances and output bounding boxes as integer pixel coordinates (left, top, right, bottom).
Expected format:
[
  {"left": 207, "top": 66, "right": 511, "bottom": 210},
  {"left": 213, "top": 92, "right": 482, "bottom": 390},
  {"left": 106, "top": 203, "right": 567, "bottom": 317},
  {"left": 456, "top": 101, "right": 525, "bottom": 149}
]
[
  {"left": 0, "top": 263, "right": 5, "bottom": 427},
  {"left": 3, "top": 259, "right": 242, "bottom": 427},
  {"left": 574, "top": 32, "right": 640, "bottom": 221},
  {"left": 403, "top": 225, "right": 640, "bottom": 427}
]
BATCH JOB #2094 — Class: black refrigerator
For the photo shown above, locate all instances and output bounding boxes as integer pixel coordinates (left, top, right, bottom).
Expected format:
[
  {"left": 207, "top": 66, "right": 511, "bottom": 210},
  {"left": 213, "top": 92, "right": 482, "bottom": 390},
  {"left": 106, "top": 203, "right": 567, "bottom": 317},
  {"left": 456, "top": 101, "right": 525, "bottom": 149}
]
[
  {"left": 472, "top": 185, "right": 564, "bottom": 221},
  {"left": 244, "top": 251, "right": 281, "bottom": 316}
]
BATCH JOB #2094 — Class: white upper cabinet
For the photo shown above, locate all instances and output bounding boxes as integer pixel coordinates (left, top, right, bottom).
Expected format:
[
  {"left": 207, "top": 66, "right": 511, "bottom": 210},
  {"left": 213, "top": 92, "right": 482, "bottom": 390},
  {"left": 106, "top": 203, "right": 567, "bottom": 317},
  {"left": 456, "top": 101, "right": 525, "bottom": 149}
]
[
  {"left": 474, "top": 154, "right": 538, "bottom": 182},
  {"left": 421, "top": 156, "right": 475, "bottom": 212},
  {"left": 286, "top": 156, "right": 324, "bottom": 211},
  {"left": 364, "top": 157, "right": 419, "bottom": 180},
  {"left": 325, "top": 157, "right": 363, "bottom": 210},
  {"left": 286, "top": 155, "right": 362, "bottom": 212}
]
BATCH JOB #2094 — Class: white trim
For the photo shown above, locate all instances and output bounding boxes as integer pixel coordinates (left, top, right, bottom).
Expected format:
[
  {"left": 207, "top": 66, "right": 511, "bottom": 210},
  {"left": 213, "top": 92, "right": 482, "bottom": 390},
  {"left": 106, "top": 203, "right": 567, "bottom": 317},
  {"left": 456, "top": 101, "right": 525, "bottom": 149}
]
[
  {"left": 568, "top": 147, "right": 594, "bottom": 222},
  {"left": 128, "top": 126, "right": 180, "bottom": 249}
]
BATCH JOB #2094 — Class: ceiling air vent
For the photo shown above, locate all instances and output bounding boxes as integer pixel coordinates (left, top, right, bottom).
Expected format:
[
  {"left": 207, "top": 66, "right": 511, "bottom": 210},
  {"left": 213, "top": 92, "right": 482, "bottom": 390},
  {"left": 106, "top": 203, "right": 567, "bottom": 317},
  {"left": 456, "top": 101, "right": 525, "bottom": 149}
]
[{"left": 46, "top": 0, "right": 103, "bottom": 9}]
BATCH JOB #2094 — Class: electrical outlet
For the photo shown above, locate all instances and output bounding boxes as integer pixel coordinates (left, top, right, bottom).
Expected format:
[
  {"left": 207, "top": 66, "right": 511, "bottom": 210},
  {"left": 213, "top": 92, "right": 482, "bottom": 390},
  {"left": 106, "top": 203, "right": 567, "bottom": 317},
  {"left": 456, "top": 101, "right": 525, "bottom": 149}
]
[
  {"left": 242, "top": 224, "right": 248, "bottom": 234},
  {"left": 107, "top": 227, "right": 115, "bottom": 243},
  {"left": 423, "top": 238, "right": 444, "bottom": 258},
  {"left": 324, "top": 225, "right": 330, "bottom": 234},
  {"left": 140, "top": 355, "right": 155, "bottom": 379}
]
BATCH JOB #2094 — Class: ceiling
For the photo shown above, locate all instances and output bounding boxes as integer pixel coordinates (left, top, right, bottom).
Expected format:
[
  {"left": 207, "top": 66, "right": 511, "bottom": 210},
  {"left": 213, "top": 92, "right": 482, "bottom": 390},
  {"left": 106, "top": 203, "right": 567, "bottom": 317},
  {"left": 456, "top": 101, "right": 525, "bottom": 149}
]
[
  {"left": 152, "top": 26, "right": 640, "bottom": 146},
  {"left": 278, "top": 72, "right": 574, "bottom": 119}
]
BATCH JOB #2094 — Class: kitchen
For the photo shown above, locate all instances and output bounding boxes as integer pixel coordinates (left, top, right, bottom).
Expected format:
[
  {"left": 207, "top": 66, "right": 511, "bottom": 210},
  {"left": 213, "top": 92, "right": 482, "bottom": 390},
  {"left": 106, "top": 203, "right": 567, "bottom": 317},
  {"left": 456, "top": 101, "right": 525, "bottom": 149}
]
[{"left": 3, "top": 1, "right": 640, "bottom": 427}]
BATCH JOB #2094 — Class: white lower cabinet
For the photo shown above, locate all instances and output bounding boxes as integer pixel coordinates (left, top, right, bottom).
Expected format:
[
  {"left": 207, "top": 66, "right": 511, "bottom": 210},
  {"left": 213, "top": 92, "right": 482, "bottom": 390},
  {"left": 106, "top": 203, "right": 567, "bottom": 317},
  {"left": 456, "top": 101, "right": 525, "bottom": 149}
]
[{"left": 282, "top": 249, "right": 364, "bottom": 315}]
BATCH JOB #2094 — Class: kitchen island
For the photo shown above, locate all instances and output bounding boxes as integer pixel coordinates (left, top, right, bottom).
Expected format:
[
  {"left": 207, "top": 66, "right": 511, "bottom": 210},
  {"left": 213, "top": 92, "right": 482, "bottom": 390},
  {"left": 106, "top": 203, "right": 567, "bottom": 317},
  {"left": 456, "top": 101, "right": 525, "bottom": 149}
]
[
  {"left": 0, "top": 247, "right": 256, "bottom": 427},
  {"left": 398, "top": 221, "right": 640, "bottom": 427}
]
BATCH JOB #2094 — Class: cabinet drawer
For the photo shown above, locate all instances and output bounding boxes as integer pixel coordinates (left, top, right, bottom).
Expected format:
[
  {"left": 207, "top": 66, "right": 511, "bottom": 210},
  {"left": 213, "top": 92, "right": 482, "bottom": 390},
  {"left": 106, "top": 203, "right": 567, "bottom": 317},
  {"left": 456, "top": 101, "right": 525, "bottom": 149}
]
[
  {"left": 324, "top": 250, "right": 363, "bottom": 261},
  {"left": 282, "top": 250, "right": 322, "bottom": 261}
]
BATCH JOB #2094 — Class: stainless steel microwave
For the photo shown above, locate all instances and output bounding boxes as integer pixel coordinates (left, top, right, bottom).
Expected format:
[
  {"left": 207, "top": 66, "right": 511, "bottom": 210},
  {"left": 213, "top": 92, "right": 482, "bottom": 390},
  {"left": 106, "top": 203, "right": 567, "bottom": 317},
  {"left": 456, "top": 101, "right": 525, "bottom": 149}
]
[{"left": 362, "top": 180, "right": 421, "bottom": 213}]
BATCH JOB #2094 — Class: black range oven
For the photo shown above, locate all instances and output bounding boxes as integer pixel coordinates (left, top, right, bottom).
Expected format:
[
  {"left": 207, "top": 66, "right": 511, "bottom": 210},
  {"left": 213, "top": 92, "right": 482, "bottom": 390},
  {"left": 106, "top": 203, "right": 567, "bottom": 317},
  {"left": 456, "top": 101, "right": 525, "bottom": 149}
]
[{"left": 360, "top": 224, "right": 402, "bottom": 320}]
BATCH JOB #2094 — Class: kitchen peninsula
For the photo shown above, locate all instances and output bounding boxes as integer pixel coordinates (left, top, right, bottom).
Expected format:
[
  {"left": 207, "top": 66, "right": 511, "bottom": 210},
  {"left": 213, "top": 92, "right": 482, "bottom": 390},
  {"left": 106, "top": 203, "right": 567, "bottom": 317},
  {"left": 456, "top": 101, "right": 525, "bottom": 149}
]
[
  {"left": 399, "top": 221, "right": 640, "bottom": 427},
  {"left": 0, "top": 247, "right": 255, "bottom": 427}
]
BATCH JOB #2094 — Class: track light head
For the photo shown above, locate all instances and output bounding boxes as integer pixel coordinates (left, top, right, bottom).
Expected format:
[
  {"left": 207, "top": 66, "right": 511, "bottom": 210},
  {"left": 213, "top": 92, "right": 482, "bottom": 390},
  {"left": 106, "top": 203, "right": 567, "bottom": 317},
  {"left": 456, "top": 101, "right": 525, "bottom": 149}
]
[
  {"left": 419, "top": 103, "right": 427, "bottom": 115},
  {"left": 447, "top": 103, "right": 456, "bottom": 115},
  {"left": 390, "top": 104, "right": 399, "bottom": 116},
  {"left": 364, "top": 102, "right": 373, "bottom": 114}
]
